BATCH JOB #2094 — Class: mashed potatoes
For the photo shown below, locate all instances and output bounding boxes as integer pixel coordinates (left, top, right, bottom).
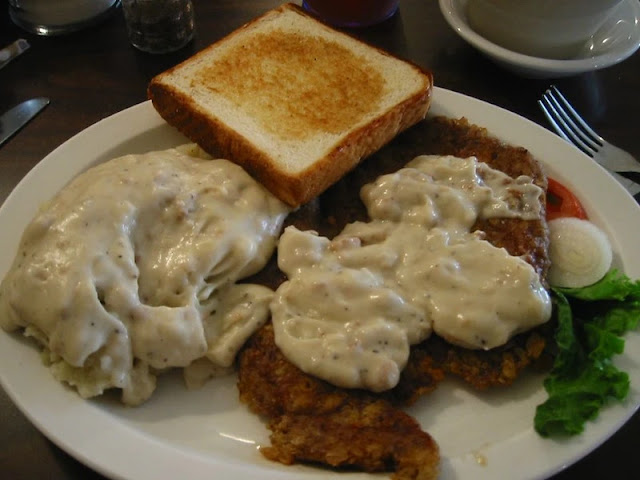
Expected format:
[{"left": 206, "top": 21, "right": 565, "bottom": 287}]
[{"left": 0, "top": 145, "right": 289, "bottom": 405}]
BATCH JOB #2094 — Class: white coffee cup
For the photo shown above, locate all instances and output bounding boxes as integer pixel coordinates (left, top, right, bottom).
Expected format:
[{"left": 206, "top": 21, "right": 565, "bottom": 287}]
[
  {"left": 466, "top": 0, "right": 624, "bottom": 59},
  {"left": 8, "top": 0, "right": 121, "bottom": 36}
]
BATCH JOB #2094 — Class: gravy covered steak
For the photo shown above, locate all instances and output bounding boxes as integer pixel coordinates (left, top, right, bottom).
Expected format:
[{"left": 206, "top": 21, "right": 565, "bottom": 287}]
[{"left": 238, "top": 116, "right": 552, "bottom": 480}]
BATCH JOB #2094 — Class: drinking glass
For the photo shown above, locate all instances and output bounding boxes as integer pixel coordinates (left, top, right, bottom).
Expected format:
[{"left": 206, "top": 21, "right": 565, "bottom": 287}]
[{"left": 121, "top": 0, "right": 195, "bottom": 54}]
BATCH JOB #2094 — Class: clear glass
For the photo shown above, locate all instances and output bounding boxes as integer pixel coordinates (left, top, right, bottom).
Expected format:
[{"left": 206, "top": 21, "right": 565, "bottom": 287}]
[
  {"left": 302, "top": 0, "right": 400, "bottom": 28},
  {"left": 121, "top": 0, "right": 195, "bottom": 54},
  {"left": 8, "top": 0, "right": 120, "bottom": 36}
]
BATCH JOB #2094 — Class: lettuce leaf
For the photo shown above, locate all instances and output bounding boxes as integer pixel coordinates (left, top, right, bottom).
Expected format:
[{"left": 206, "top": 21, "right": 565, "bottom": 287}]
[
  {"left": 534, "top": 270, "right": 640, "bottom": 437},
  {"left": 557, "top": 269, "right": 640, "bottom": 302}
]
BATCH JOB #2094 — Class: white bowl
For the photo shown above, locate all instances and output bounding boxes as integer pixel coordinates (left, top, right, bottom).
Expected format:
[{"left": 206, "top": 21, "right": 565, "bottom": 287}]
[
  {"left": 466, "top": 0, "right": 624, "bottom": 59},
  {"left": 439, "top": 0, "right": 640, "bottom": 78}
]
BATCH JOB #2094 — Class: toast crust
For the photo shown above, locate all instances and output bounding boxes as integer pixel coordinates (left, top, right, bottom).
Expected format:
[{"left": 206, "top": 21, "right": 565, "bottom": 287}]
[{"left": 148, "top": 3, "right": 433, "bottom": 206}]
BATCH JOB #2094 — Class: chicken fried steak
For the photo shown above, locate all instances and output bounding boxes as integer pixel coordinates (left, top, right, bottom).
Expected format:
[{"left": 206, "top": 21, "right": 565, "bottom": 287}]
[
  {"left": 238, "top": 324, "right": 440, "bottom": 480},
  {"left": 237, "top": 116, "right": 552, "bottom": 479}
]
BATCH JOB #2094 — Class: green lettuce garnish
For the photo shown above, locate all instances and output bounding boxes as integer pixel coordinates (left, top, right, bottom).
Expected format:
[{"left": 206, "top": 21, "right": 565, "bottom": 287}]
[{"left": 534, "top": 269, "right": 640, "bottom": 437}]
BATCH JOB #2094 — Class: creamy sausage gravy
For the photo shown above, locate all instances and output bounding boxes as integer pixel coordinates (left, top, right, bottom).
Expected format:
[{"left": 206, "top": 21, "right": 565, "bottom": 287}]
[
  {"left": 272, "top": 155, "right": 552, "bottom": 392},
  {"left": 0, "top": 145, "right": 289, "bottom": 405}
]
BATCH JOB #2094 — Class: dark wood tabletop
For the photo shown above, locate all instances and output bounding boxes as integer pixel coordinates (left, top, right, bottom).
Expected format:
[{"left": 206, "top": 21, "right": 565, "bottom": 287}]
[{"left": 1, "top": 1, "right": 639, "bottom": 479}]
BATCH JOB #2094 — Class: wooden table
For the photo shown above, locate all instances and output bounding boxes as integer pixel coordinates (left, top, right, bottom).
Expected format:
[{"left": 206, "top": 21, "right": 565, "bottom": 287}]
[{"left": 1, "top": 1, "right": 639, "bottom": 478}]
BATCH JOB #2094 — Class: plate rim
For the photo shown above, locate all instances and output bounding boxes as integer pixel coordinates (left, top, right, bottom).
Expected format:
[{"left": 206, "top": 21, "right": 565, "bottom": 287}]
[{"left": 1, "top": 88, "right": 640, "bottom": 480}]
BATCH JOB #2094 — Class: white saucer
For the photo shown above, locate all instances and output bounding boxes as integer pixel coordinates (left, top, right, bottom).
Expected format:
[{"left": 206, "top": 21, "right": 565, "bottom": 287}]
[{"left": 438, "top": 0, "right": 640, "bottom": 78}]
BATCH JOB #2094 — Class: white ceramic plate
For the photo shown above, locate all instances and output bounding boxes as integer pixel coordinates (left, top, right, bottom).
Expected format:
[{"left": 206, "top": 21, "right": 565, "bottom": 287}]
[
  {"left": 1, "top": 88, "right": 639, "bottom": 480},
  {"left": 439, "top": 0, "right": 640, "bottom": 78}
]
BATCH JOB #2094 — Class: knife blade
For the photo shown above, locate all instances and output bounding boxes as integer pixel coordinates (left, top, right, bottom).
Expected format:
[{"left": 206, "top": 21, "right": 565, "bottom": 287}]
[{"left": 0, "top": 97, "right": 50, "bottom": 148}]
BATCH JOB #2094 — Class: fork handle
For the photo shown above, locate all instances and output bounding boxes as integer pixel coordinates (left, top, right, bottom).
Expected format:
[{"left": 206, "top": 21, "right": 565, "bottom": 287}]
[
  {"left": 601, "top": 143, "right": 640, "bottom": 174},
  {"left": 609, "top": 171, "right": 640, "bottom": 196}
]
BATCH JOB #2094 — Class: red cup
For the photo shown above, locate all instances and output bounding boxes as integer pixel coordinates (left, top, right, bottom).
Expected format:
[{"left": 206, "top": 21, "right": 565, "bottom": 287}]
[{"left": 302, "top": 0, "right": 400, "bottom": 27}]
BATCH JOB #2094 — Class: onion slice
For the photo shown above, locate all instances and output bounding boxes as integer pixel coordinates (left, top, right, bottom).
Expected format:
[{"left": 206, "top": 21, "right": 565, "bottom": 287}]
[{"left": 547, "top": 217, "right": 612, "bottom": 288}]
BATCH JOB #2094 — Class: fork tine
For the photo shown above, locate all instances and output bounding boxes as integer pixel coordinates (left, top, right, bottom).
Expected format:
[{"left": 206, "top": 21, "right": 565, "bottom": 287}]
[
  {"left": 538, "top": 99, "right": 571, "bottom": 142},
  {"left": 539, "top": 95, "right": 596, "bottom": 157},
  {"left": 544, "top": 89, "right": 601, "bottom": 153},
  {"left": 549, "top": 86, "right": 604, "bottom": 146},
  {"left": 539, "top": 87, "right": 640, "bottom": 197}
]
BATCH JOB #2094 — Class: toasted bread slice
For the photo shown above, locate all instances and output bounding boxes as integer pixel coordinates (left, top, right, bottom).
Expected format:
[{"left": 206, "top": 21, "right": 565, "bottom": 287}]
[{"left": 148, "top": 3, "right": 433, "bottom": 206}]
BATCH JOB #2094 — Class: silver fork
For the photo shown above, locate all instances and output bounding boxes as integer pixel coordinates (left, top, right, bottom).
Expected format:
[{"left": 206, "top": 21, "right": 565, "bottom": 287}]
[{"left": 538, "top": 85, "right": 640, "bottom": 196}]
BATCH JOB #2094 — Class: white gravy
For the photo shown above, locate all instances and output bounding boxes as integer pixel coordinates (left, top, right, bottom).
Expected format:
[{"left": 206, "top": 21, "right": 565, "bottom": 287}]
[
  {"left": 0, "top": 145, "right": 289, "bottom": 405},
  {"left": 271, "top": 155, "right": 551, "bottom": 392}
]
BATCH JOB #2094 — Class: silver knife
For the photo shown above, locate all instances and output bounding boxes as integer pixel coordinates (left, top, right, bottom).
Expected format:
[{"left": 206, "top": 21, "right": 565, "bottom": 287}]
[{"left": 0, "top": 97, "right": 50, "bottom": 148}]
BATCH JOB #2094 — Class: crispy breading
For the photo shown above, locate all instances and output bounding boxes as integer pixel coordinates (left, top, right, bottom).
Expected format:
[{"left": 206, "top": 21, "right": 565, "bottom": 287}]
[
  {"left": 412, "top": 115, "right": 550, "bottom": 282},
  {"left": 384, "top": 330, "right": 547, "bottom": 406},
  {"left": 238, "top": 323, "right": 350, "bottom": 419},
  {"left": 239, "top": 116, "right": 553, "bottom": 479},
  {"left": 238, "top": 324, "right": 440, "bottom": 480},
  {"left": 264, "top": 404, "right": 440, "bottom": 480}
]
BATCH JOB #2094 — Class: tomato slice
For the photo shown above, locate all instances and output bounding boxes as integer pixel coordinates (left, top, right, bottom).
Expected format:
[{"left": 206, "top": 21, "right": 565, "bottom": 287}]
[{"left": 546, "top": 177, "right": 588, "bottom": 221}]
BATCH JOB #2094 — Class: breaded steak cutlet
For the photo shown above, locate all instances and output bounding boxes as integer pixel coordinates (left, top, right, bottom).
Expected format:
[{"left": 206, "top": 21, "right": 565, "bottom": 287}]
[
  {"left": 238, "top": 116, "right": 552, "bottom": 479},
  {"left": 420, "top": 116, "right": 550, "bottom": 281},
  {"left": 238, "top": 324, "right": 441, "bottom": 480}
]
